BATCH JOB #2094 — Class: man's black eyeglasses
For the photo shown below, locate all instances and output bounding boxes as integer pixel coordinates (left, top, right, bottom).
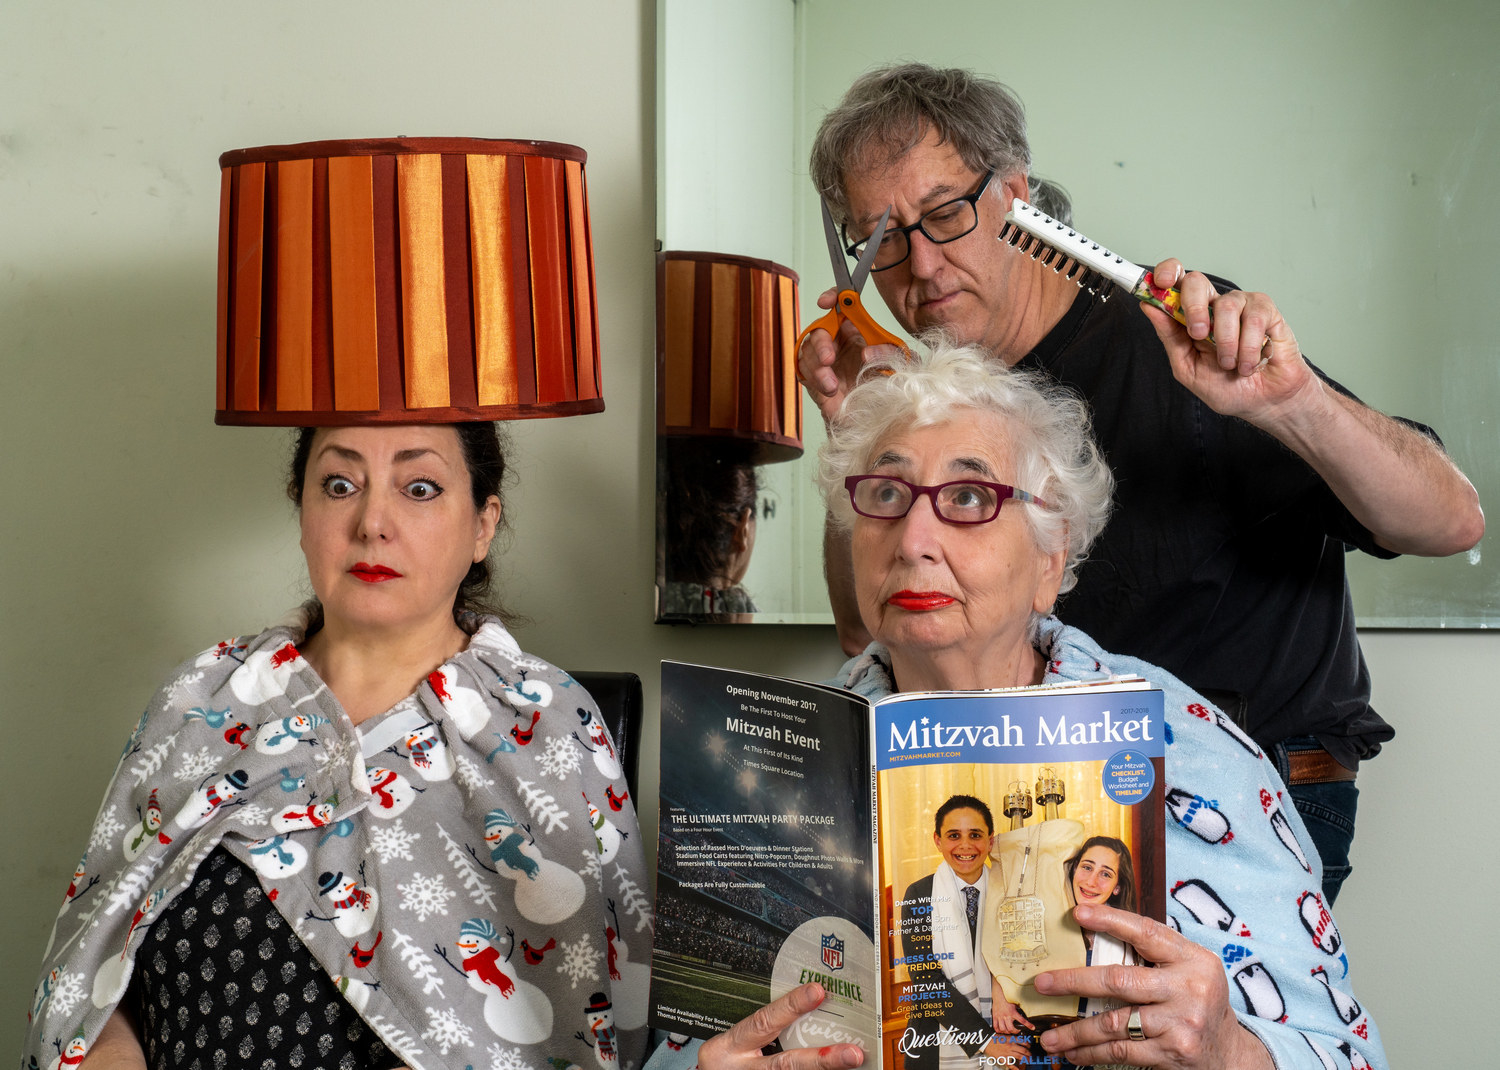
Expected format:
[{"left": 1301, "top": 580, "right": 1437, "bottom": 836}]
[{"left": 844, "top": 170, "right": 996, "bottom": 272}]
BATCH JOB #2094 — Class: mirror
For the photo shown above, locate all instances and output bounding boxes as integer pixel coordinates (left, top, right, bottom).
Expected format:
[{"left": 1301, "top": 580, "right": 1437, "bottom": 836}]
[
  {"left": 658, "top": 0, "right": 1497, "bottom": 627},
  {"left": 654, "top": 249, "right": 807, "bottom": 622},
  {"left": 656, "top": 0, "right": 830, "bottom": 623}
]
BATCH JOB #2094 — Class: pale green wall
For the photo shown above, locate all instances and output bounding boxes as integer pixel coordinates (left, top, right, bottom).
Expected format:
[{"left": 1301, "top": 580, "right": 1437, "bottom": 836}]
[
  {"left": 1341, "top": 632, "right": 1496, "bottom": 1066},
  {"left": 2, "top": 2, "right": 1494, "bottom": 1067},
  {"left": 659, "top": 0, "right": 797, "bottom": 263}
]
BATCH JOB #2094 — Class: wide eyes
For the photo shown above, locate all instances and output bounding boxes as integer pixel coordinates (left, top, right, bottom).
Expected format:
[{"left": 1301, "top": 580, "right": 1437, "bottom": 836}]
[
  {"left": 322, "top": 475, "right": 358, "bottom": 498},
  {"left": 317, "top": 475, "right": 444, "bottom": 501}
]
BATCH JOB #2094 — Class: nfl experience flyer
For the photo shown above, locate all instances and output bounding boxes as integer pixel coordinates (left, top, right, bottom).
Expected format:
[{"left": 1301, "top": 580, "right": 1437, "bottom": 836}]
[
  {"left": 650, "top": 661, "right": 878, "bottom": 1048},
  {"left": 649, "top": 661, "right": 1166, "bottom": 1066}
]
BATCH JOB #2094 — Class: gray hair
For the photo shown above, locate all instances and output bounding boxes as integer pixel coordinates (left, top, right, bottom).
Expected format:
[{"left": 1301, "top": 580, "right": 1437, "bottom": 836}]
[
  {"left": 809, "top": 62, "right": 1031, "bottom": 227},
  {"left": 816, "top": 336, "right": 1114, "bottom": 605},
  {"left": 1026, "top": 175, "right": 1072, "bottom": 226}
]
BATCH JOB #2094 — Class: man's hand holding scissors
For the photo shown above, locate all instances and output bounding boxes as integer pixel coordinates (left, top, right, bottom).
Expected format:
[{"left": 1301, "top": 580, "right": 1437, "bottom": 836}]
[{"left": 797, "top": 200, "right": 907, "bottom": 422}]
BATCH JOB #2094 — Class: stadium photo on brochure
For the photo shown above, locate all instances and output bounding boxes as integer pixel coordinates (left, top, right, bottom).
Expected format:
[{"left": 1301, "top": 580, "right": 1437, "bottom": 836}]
[{"left": 651, "top": 662, "right": 875, "bottom": 1041}]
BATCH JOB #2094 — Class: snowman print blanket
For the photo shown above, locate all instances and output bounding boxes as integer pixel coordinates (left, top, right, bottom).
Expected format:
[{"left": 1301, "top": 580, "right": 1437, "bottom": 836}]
[{"left": 24, "top": 609, "right": 652, "bottom": 1070}]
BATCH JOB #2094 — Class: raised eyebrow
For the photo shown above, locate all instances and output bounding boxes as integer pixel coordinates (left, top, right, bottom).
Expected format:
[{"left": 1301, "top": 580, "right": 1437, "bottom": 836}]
[
  {"left": 315, "top": 445, "right": 442, "bottom": 466},
  {"left": 316, "top": 444, "right": 365, "bottom": 465}
]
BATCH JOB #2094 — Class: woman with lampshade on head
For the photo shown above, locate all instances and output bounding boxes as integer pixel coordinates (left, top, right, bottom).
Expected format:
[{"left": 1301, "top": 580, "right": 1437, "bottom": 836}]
[{"left": 24, "top": 139, "right": 650, "bottom": 1070}]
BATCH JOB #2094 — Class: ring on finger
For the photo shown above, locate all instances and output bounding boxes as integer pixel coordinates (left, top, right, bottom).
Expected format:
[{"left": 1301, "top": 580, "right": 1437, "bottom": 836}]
[{"left": 1126, "top": 1007, "right": 1145, "bottom": 1041}]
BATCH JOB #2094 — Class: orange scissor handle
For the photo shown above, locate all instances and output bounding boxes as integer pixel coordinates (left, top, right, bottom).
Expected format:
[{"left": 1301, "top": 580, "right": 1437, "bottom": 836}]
[{"left": 797, "top": 289, "right": 907, "bottom": 354}]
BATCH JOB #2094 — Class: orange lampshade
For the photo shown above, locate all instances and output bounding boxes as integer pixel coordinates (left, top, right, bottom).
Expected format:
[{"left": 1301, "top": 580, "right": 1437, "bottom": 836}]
[
  {"left": 215, "top": 137, "right": 602, "bottom": 425},
  {"left": 656, "top": 251, "right": 801, "bottom": 463}
]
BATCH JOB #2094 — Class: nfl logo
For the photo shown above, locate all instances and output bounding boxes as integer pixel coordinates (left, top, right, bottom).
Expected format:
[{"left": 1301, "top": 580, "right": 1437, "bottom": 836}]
[{"left": 821, "top": 933, "right": 844, "bottom": 971}]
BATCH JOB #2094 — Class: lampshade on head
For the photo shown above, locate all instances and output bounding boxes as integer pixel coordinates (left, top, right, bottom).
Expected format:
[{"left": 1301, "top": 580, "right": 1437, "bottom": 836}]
[
  {"left": 216, "top": 137, "right": 602, "bottom": 425},
  {"left": 656, "top": 251, "right": 801, "bottom": 464}
]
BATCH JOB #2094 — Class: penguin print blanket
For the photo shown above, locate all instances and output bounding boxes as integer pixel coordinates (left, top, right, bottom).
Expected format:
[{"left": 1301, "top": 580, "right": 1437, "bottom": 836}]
[
  {"left": 827, "top": 617, "right": 1388, "bottom": 1070},
  {"left": 24, "top": 609, "right": 653, "bottom": 1070}
]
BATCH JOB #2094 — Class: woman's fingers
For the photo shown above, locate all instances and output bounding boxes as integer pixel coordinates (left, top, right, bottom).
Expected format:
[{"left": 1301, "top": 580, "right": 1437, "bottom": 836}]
[
  {"left": 761, "top": 1045, "right": 866, "bottom": 1070},
  {"left": 1066, "top": 903, "right": 1184, "bottom": 963},
  {"left": 1041, "top": 999, "right": 1271, "bottom": 1070},
  {"left": 1032, "top": 905, "right": 1271, "bottom": 1070},
  {"left": 1038, "top": 1002, "right": 1150, "bottom": 1068},
  {"left": 697, "top": 985, "right": 865, "bottom": 1070},
  {"left": 723, "top": 982, "right": 827, "bottom": 1049},
  {"left": 1036, "top": 906, "right": 1217, "bottom": 1006}
]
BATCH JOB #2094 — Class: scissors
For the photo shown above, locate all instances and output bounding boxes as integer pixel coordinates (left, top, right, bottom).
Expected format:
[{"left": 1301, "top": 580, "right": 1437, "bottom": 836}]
[{"left": 797, "top": 199, "right": 907, "bottom": 355}]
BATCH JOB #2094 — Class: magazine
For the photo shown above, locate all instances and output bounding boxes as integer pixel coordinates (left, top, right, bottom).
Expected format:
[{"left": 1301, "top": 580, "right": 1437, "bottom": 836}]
[{"left": 649, "top": 660, "right": 1165, "bottom": 1068}]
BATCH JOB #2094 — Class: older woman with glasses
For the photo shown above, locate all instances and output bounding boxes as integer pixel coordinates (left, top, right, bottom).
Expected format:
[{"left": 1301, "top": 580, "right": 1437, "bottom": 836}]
[
  {"left": 818, "top": 340, "right": 1384, "bottom": 1069},
  {"left": 669, "top": 340, "right": 1388, "bottom": 1070},
  {"left": 681, "top": 337, "right": 1392, "bottom": 1068}
]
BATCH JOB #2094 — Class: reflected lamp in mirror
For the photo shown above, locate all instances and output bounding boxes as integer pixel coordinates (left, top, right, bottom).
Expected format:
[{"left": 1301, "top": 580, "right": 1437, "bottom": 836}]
[
  {"left": 655, "top": 251, "right": 801, "bottom": 622},
  {"left": 215, "top": 137, "right": 603, "bottom": 425}
]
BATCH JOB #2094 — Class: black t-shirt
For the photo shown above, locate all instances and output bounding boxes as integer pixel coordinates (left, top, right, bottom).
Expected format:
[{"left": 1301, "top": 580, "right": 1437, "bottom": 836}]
[{"left": 1018, "top": 283, "right": 1406, "bottom": 765}]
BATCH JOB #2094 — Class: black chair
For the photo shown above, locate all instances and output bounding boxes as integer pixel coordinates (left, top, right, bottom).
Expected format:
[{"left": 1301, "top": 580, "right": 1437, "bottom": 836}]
[{"left": 567, "top": 671, "right": 643, "bottom": 798}]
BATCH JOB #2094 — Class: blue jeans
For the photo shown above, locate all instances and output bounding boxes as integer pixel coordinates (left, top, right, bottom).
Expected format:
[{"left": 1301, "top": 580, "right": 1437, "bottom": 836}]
[{"left": 1272, "top": 736, "right": 1358, "bottom": 905}]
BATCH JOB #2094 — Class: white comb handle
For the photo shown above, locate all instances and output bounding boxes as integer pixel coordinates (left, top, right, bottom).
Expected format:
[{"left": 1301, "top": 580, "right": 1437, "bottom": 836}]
[{"left": 1005, "top": 198, "right": 1147, "bottom": 293}]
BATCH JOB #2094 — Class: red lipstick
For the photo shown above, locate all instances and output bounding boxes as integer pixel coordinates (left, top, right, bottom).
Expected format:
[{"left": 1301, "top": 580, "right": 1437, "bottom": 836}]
[
  {"left": 887, "top": 590, "right": 954, "bottom": 611},
  {"left": 350, "top": 563, "right": 402, "bottom": 583}
]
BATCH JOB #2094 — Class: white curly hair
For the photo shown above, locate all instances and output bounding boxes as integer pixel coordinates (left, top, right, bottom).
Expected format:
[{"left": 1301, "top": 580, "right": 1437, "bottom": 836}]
[{"left": 816, "top": 335, "right": 1115, "bottom": 607}]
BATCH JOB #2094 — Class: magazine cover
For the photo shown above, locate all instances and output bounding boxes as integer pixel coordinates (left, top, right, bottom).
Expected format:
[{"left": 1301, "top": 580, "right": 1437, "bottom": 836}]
[
  {"left": 651, "top": 664, "right": 1165, "bottom": 1067},
  {"left": 651, "top": 661, "right": 877, "bottom": 1048},
  {"left": 875, "top": 688, "right": 1166, "bottom": 1069}
]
